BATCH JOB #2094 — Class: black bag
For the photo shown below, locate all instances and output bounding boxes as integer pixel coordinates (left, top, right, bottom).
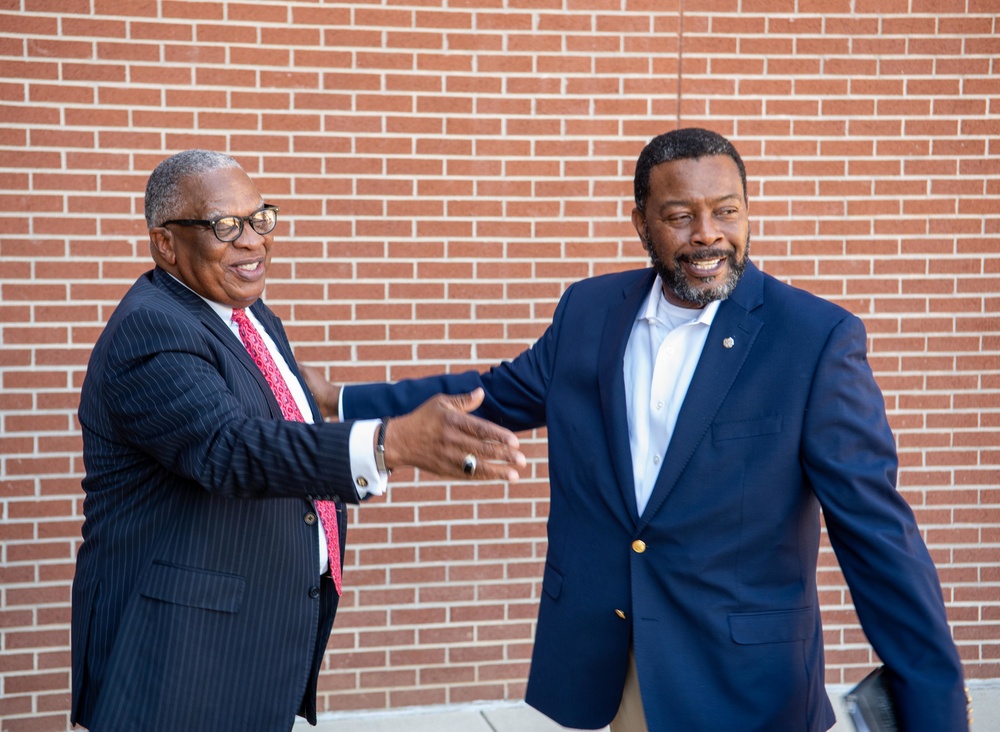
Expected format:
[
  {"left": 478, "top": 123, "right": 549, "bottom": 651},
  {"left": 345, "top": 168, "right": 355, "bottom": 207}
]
[{"left": 843, "top": 666, "right": 897, "bottom": 732}]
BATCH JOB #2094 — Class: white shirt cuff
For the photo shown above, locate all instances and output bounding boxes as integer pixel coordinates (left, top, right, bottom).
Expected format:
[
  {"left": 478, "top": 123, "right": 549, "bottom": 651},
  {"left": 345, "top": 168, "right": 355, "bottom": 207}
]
[{"left": 349, "top": 418, "right": 388, "bottom": 498}]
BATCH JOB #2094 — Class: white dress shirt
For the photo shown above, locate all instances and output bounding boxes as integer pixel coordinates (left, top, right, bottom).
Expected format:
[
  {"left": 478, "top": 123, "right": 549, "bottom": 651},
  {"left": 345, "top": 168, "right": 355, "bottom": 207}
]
[{"left": 623, "top": 276, "right": 720, "bottom": 516}]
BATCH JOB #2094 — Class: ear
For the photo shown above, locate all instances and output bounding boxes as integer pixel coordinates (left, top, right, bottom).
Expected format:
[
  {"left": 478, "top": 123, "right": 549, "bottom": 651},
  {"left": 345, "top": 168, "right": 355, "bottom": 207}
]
[
  {"left": 631, "top": 207, "right": 649, "bottom": 251},
  {"left": 149, "top": 227, "right": 177, "bottom": 266}
]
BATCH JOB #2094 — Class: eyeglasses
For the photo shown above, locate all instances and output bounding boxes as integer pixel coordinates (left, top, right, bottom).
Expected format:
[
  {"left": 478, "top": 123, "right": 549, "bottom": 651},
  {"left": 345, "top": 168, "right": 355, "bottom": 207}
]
[{"left": 160, "top": 205, "right": 279, "bottom": 242}]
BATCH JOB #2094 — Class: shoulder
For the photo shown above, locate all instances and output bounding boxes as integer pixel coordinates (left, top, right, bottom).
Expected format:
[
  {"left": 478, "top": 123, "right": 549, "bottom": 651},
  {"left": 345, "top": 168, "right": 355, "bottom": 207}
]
[
  {"left": 746, "top": 263, "right": 860, "bottom": 331},
  {"left": 96, "top": 271, "right": 219, "bottom": 360},
  {"left": 753, "top": 270, "right": 876, "bottom": 380},
  {"left": 108, "top": 269, "right": 202, "bottom": 322},
  {"left": 560, "top": 267, "right": 653, "bottom": 306},
  {"left": 719, "top": 263, "right": 871, "bottom": 365},
  {"left": 569, "top": 267, "right": 651, "bottom": 293}
]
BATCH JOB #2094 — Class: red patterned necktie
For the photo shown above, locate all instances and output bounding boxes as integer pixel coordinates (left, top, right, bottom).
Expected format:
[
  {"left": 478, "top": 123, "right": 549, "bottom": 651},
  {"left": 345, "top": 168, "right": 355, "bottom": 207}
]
[{"left": 231, "top": 307, "right": 342, "bottom": 595}]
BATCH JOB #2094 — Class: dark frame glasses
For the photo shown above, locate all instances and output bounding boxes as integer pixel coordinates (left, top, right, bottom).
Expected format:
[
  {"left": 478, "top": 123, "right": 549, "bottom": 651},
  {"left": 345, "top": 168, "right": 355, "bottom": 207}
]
[{"left": 160, "top": 204, "right": 279, "bottom": 242}]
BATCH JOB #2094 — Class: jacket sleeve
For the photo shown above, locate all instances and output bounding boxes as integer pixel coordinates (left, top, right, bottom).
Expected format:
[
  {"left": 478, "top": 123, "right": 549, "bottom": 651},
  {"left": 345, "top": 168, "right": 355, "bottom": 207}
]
[
  {"left": 99, "top": 305, "right": 360, "bottom": 503},
  {"left": 342, "top": 280, "right": 579, "bottom": 431},
  {"left": 801, "top": 314, "right": 967, "bottom": 731}
]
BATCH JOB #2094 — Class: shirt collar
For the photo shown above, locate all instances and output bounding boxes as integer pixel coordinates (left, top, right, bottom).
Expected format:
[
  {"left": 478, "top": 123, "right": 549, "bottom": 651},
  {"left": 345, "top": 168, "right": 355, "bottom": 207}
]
[{"left": 639, "top": 274, "right": 722, "bottom": 329}]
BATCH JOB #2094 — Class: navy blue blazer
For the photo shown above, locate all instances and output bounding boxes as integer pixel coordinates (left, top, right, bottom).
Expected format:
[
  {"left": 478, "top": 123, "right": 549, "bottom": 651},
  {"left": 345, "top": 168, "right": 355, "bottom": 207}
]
[
  {"left": 73, "top": 268, "right": 359, "bottom": 731},
  {"left": 343, "top": 262, "right": 967, "bottom": 731}
]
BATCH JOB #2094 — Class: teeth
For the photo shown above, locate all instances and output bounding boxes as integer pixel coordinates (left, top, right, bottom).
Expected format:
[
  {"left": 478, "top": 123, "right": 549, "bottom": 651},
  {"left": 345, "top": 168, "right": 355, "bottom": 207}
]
[
  {"left": 690, "top": 258, "right": 723, "bottom": 271},
  {"left": 236, "top": 262, "right": 258, "bottom": 271}
]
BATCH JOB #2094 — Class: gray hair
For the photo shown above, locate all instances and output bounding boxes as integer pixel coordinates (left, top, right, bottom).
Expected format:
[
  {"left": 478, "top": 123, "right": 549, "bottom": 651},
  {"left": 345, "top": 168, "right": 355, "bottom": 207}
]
[{"left": 144, "top": 150, "right": 242, "bottom": 229}]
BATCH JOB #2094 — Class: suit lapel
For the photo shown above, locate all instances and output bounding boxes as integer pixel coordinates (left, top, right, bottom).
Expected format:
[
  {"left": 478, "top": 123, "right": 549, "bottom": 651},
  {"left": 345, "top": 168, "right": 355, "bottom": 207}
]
[
  {"left": 637, "top": 262, "right": 765, "bottom": 529},
  {"left": 152, "top": 268, "right": 286, "bottom": 420},
  {"left": 599, "top": 269, "right": 658, "bottom": 526}
]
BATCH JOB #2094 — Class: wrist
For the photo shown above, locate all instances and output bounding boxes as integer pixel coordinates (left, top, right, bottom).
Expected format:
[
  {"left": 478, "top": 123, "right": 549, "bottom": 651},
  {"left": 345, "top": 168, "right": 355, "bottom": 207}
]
[{"left": 374, "top": 417, "right": 392, "bottom": 475}]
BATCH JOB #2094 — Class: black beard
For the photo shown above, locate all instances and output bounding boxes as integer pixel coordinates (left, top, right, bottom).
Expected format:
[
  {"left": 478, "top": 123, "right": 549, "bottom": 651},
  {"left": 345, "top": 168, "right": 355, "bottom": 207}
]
[{"left": 646, "top": 233, "right": 750, "bottom": 307}]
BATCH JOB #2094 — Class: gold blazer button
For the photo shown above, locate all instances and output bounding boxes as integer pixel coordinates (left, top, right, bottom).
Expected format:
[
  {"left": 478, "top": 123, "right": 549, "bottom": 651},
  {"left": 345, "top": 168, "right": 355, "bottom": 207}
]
[{"left": 632, "top": 540, "right": 646, "bottom": 553}]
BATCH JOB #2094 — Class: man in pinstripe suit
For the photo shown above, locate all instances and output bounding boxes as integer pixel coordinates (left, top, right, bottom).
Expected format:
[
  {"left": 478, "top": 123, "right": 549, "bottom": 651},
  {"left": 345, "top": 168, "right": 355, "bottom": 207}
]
[{"left": 72, "top": 150, "right": 525, "bottom": 732}]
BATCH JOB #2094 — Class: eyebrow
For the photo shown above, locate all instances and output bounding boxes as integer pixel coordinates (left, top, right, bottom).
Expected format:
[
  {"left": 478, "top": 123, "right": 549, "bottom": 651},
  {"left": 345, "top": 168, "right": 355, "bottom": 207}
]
[
  {"left": 656, "top": 193, "right": 743, "bottom": 211},
  {"left": 203, "top": 202, "right": 268, "bottom": 219}
]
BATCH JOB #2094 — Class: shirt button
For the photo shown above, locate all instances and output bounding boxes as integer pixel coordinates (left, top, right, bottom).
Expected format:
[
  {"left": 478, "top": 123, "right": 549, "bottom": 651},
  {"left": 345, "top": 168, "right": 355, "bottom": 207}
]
[
  {"left": 304, "top": 512, "right": 317, "bottom": 525},
  {"left": 653, "top": 455, "right": 660, "bottom": 465},
  {"left": 356, "top": 477, "right": 369, "bottom": 488},
  {"left": 656, "top": 401, "right": 663, "bottom": 410},
  {"left": 632, "top": 540, "right": 646, "bottom": 554},
  {"left": 308, "top": 587, "right": 320, "bottom": 599}
]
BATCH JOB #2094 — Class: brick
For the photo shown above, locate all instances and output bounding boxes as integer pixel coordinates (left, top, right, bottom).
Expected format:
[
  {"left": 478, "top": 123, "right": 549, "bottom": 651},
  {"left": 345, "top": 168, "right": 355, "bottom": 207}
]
[{"left": 1, "top": 2, "right": 999, "bottom": 718}]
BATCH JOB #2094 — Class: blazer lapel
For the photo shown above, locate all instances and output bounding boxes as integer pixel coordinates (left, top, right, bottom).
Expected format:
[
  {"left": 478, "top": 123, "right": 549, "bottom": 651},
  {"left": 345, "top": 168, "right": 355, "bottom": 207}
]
[
  {"left": 599, "top": 268, "right": 658, "bottom": 526},
  {"left": 637, "top": 262, "right": 765, "bottom": 529}
]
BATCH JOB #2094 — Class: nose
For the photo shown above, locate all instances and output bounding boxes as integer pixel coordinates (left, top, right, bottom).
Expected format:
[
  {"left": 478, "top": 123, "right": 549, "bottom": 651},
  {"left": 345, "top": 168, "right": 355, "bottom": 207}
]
[
  {"left": 232, "top": 222, "right": 267, "bottom": 248},
  {"left": 690, "top": 211, "right": 722, "bottom": 246}
]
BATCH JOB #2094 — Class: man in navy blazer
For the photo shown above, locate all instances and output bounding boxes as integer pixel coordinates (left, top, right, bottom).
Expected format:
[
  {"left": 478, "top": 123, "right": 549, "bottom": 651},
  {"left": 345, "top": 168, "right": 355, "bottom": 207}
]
[
  {"left": 331, "top": 129, "right": 968, "bottom": 730},
  {"left": 72, "top": 150, "right": 524, "bottom": 732}
]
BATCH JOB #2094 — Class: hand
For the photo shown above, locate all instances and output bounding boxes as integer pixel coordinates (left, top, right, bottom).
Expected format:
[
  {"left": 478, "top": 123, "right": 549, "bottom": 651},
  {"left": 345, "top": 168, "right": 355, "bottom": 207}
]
[
  {"left": 300, "top": 364, "right": 340, "bottom": 420},
  {"left": 384, "top": 388, "right": 526, "bottom": 482}
]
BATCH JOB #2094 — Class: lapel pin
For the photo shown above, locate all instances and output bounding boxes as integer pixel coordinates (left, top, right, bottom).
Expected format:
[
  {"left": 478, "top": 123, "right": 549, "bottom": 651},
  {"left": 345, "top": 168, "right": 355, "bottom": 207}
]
[{"left": 723, "top": 337, "right": 735, "bottom": 349}]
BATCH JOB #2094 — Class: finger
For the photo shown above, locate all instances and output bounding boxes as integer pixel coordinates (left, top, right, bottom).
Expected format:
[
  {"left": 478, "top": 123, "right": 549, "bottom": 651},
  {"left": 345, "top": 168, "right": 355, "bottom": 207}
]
[
  {"left": 460, "top": 459, "right": 522, "bottom": 483},
  {"left": 460, "top": 439, "right": 526, "bottom": 468},
  {"left": 446, "top": 409, "right": 520, "bottom": 449},
  {"left": 455, "top": 441, "right": 526, "bottom": 474},
  {"left": 443, "top": 387, "right": 485, "bottom": 414},
  {"left": 480, "top": 465, "right": 522, "bottom": 483}
]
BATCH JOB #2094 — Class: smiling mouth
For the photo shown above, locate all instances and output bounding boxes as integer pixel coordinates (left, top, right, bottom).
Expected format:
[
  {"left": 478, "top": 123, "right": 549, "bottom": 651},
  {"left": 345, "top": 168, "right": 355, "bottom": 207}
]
[
  {"left": 234, "top": 261, "right": 261, "bottom": 272},
  {"left": 680, "top": 251, "right": 733, "bottom": 279},
  {"left": 686, "top": 257, "right": 726, "bottom": 274}
]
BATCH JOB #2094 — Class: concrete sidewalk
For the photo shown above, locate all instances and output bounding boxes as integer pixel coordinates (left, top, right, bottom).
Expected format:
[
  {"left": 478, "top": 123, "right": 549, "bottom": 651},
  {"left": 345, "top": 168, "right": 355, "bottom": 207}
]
[{"left": 298, "top": 681, "right": 1000, "bottom": 731}]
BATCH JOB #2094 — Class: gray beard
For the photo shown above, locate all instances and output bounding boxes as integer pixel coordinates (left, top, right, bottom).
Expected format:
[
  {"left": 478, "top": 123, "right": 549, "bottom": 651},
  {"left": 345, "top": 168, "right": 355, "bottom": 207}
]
[{"left": 646, "top": 233, "right": 750, "bottom": 307}]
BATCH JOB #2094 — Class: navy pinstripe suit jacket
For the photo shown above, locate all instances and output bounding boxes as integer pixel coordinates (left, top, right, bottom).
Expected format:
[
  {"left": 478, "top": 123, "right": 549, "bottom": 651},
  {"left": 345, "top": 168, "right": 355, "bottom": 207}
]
[{"left": 73, "top": 267, "right": 357, "bottom": 731}]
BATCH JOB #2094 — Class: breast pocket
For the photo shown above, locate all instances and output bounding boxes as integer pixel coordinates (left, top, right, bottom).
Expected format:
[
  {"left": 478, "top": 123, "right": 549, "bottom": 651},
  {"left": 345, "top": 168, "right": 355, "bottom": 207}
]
[
  {"left": 139, "top": 561, "right": 246, "bottom": 613},
  {"left": 712, "top": 415, "right": 783, "bottom": 442}
]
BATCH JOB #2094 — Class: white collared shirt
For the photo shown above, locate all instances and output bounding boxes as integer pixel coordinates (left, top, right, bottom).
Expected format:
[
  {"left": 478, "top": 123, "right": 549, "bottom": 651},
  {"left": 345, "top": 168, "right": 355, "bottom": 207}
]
[{"left": 623, "top": 276, "right": 720, "bottom": 516}]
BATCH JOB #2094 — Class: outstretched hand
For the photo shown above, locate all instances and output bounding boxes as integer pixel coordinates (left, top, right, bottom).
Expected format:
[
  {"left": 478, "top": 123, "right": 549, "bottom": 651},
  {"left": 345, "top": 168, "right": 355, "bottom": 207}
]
[
  {"left": 299, "top": 366, "right": 524, "bottom": 482},
  {"left": 384, "top": 388, "right": 526, "bottom": 482}
]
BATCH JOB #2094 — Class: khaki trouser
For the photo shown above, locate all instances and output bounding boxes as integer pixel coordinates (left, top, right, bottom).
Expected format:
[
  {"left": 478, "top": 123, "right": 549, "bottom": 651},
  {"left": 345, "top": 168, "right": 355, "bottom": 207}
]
[{"left": 609, "top": 648, "right": 649, "bottom": 732}]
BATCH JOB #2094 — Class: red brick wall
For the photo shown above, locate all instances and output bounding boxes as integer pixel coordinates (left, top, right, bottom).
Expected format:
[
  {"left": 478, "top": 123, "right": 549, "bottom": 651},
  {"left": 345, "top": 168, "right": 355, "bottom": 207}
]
[{"left": 1, "top": 2, "right": 998, "bottom": 729}]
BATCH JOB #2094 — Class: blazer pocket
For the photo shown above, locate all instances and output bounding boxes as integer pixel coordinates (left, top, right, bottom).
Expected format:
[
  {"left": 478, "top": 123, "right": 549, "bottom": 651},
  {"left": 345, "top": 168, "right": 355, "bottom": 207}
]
[
  {"left": 729, "top": 606, "right": 816, "bottom": 645},
  {"left": 542, "top": 562, "right": 564, "bottom": 601},
  {"left": 139, "top": 561, "right": 246, "bottom": 613},
  {"left": 712, "top": 415, "right": 783, "bottom": 442}
]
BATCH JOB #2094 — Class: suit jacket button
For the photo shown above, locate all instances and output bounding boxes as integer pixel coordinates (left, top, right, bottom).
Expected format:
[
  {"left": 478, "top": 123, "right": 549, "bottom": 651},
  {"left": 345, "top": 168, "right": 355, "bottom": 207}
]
[
  {"left": 308, "top": 587, "right": 320, "bottom": 599},
  {"left": 632, "top": 540, "right": 646, "bottom": 554},
  {"left": 304, "top": 512, "right": 317, "bottom": 525},
  {"left": 615, "top": 609, "right": 627, "bottom": 620}
]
